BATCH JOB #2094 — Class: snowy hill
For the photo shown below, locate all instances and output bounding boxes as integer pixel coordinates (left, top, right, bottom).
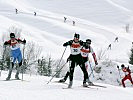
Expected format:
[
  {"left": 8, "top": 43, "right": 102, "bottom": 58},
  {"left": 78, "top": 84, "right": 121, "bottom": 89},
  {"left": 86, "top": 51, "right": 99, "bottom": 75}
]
[
  {"left": 0, "top": 0, "right": 133, "bottom": 61},
  {"left": 0, "top": 71, "right": 133, "bottom": 100},
  {"left": 0, "top": 0, "right": 133, "bottom": 99}
]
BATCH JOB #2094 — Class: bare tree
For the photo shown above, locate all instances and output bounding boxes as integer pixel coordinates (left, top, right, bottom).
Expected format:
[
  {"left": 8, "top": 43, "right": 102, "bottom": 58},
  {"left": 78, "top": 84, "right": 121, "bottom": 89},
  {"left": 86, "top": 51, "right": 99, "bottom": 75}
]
[
  {"left": 24, "top": 42, "right": 42, "bottom": 74},
  {"left": 97, "top": 48, "right": 107, "bottom": 60}
]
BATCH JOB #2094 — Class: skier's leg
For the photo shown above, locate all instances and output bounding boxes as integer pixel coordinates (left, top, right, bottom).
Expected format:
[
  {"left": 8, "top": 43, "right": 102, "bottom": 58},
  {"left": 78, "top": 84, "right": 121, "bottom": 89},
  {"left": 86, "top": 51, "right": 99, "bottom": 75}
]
[
  {"left": 6, "top": 57, "right": 16, "bottom": 80},
  {"left": 122, "top": 76, "right": 127, "bottom": 88},
  {"left": 79, "top": 63, "right": 93, "bottom": 86},
  {"left": 128, "top": 75, "right": 133, "bottom": 85},
  {"left": 15, "top": 51, "right": 22, "bottom": 79},
  {"left": 59, "top": 71, "right": 70, "bottom": 82},
  {"left": 68, "top": 61, "right": 75, "bottom": 88}
]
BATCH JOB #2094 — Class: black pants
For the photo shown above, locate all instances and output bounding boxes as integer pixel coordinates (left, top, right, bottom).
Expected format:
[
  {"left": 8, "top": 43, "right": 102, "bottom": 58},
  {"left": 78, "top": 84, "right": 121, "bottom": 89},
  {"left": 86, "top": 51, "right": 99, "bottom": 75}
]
[{"left": 69, "top": 54, "right": 89, "bottom": 83}]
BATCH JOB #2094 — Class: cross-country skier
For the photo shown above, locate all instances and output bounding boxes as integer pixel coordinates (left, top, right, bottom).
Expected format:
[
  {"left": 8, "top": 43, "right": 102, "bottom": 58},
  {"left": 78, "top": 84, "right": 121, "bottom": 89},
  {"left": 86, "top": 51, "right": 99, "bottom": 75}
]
[
  {"left": 59, "top": 39, "right": 98, "bottom": 85},
  {"left": 61, "top": 33, "right": 92, "bottom": 88},
  {"left": 80, "top": 39, "right": 98, "bottom": 69},
  {"left": 4, "top": 33, "right": 26, "bottom": 80},
  {"left": 121, "top": 64, "right": 133, "bottom": 88}
]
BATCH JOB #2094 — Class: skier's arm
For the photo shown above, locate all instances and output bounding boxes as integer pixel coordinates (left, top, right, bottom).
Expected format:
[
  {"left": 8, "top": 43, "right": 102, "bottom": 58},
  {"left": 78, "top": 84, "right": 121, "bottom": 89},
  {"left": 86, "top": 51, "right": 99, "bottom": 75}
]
[
  {"left": 4, "top": 40, "right": 11, "bottom": 45},
  {"left": 79, "top": 40, "right": 84, "bottom": 46},
  {"left": 17, "top": 38, "right": 26, "bottom": 44},
  {"left": 63, "top": 40, "right": 73, "bottom": 46},
  {"left": 90, "top": 47, "right": 98, "bottom": 65}
]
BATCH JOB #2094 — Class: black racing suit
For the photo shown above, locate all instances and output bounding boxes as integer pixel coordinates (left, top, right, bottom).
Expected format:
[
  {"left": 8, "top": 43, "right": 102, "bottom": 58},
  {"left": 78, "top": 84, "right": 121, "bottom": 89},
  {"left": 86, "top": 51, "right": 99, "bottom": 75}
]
[{"left": 63, "top": 40, "right": 89, "bottom": 83}]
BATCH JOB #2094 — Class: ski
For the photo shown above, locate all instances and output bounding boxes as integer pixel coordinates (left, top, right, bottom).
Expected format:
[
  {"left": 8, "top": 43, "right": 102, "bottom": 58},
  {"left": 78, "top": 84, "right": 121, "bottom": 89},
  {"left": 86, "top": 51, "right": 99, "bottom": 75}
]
[
  {"left": 53, "top": 81, "right": 68, "bottom": 85},
  {"left": 81, "top": 85, "right": 98, "bottom": 89},
  {"left": 3, "top": 79, "right": 30, "bottom": 82},
  {"left": 62, "top": 86, "right": 98, "bottom": 90},
  {"left": 62, "top": 87, "right": 72, "bottom": 89},
  {"left": 89, "top": 84, "right": 107, "bottom": 88}
]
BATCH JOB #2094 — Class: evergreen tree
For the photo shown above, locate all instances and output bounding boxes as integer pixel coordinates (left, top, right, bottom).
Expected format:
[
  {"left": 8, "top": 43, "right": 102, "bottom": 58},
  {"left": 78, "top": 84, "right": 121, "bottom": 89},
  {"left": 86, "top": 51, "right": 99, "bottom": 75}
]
[
  {"left": 37, "top": 57, "right": 47, "bottom": 76},
  {"left": 129, "top": 47, "right": 133, "bottom": 65},
  {"left": 47, "top": 57, "right": 52, "bottom": 76}
]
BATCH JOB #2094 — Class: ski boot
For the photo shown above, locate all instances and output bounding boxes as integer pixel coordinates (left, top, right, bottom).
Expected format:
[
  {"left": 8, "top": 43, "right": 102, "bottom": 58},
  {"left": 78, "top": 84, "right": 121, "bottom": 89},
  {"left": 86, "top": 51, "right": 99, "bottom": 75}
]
[
  {"left": 83, "top": 83, "right": 88, "bottom": 87},
  {"left": 6, "top": 77, "right": 10, "bottom": 81},
  {"left": 15, "top": 75, "right": 20, "bottom": 80},
  {"left": 59, "top": 79, "right": 66, "bottom": 83},
  {"left": 68, "top": 81, "right": 73, "bottom": 88}
]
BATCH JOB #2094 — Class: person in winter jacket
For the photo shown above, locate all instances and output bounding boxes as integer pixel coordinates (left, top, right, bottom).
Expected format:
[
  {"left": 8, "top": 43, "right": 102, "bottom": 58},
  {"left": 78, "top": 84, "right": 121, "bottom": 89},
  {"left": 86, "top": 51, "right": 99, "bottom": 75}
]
[
  {"left": 121, "top": 64, "right": 133, "bottom": 88},
  {"left": 59, "top": 39, "right": 98, "bottom": 84},
  {"left": 4, "top": 33, "right": 26, "bottom": 80},
  {"left": 61, "top": 34, "right": 94, "bottom": 88}
]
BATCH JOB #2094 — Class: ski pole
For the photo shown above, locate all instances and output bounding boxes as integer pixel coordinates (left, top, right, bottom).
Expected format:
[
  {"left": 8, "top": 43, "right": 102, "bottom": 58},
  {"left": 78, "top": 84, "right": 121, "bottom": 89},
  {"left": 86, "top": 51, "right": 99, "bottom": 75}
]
[
  {"left": 117, "top": 65, "right": 121, "bottom": 82},
  {"left": 57, "top": 47, "right": 67, "bottom": 68},
  {"left": 22, "top": 43, "right": 25, "bottom": 81},
  {"left": 47, "top": 47, "right": 67, "bottom": 84},
  {"left": 47, "top": 61, "right": 68, "bottom": 84},
  {"left": 88, "top": 59, "right": 95, "bottom": 78}
]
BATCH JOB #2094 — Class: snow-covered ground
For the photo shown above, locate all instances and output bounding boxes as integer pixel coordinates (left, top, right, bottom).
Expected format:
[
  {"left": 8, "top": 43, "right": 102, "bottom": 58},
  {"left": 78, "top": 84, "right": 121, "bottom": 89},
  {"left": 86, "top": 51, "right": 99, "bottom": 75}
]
[
  {"left": 0, "top": 0, "right": 133, "bottom": 100},
  {"left": 0, "top": 71, "right": 133, "bottom": 100}
]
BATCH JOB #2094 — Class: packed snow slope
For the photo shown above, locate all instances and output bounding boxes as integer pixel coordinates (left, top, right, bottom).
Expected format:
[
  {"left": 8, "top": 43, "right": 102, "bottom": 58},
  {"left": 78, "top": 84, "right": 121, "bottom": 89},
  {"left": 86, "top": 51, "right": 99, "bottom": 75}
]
[
  {"left": 0, "top": 71, "right": 133, "bottom": 100},
  {"left": 0, "top": 1, "right": 133, "bottom": 100},
  {"left": 0, "top": 0, "right": 133, "bottom": 62}
]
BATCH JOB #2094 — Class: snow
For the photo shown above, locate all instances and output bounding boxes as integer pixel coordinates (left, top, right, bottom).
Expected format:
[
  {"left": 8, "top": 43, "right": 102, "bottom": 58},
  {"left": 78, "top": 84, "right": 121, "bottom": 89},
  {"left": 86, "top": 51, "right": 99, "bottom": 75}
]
[
  {"left": 0, "top": 71, "right": 133, "bottom": 100},
  {"left": 0, "top": 0, "right": 133, "bottom": 100}
]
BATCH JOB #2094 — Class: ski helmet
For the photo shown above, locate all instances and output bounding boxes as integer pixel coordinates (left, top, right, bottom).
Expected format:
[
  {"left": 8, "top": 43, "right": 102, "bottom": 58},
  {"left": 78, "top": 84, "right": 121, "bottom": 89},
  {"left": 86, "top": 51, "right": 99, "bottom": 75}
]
[
  {"left": 86, "top": 39, "right": 91, "bottom": 44},
  {"left": 121, "top": 64, "right": 125, "bottom": 68},
  {"left": 74, "top": 33, "right": 80, "bottom": 39},
  {"left": 10, "top": 33, "right": 15, "bottom": 38}
]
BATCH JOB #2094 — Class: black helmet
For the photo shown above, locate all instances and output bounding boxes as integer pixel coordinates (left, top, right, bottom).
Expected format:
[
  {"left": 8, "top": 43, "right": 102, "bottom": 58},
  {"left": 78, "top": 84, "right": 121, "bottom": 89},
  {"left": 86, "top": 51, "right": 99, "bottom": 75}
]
[
  {"left": 74, "top": 33, "right": 80, "bottom": 39},
  {"left": 86, "top": 39, "right": 91, "bottom": 44},
  {"left": 121, "top": 64, "right": 125, "bottom": 68},
  {"left": 10, "top": 33, "right": 15, "bottom": 38}
]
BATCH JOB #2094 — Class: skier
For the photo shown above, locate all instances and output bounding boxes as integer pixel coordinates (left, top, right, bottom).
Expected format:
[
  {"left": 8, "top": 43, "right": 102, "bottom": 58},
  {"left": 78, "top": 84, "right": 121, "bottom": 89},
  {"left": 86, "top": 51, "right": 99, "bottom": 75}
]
[
  {"left": 80, "top": 39, "right": 98, "bottom": 69},
  {"left": 121, "top": 64, "right": 133, "bottom": 88},
  {"left": 34, "top": 12, "right": 36, "bottom": 16},
  {"left": 4, "top": 33, "right": 26, "bottom": 80},
  {"left": 15, "top": 8, "right": 18, "bottom": 14},
  {"left": 114, "top": 37, "right": 118, "bottom": 42},
  {"left": 64, "top": 17, "right": 67, "bottom": 23},
  {"left": 59, "top": 39, "right": 98, "bottom": 84},
  {"left": 62, "top": 33, "right": 92, "bottom": 88},
  {"left": 107, "top": 44, "right": 111, "bottom": 50},
  {"left": 73, "top": 21, "right": 75, "bottom": 26}
]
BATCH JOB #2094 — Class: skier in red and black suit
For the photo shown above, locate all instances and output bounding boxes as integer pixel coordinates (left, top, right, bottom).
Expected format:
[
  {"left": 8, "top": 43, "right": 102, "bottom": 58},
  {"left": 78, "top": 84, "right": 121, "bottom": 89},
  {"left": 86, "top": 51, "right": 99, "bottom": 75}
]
[
  {"left": 121, "top": 64, "right": 133, "bottom": 88},
  {"left": 63, "top": 33, "right": 90, "bottom": 88}
]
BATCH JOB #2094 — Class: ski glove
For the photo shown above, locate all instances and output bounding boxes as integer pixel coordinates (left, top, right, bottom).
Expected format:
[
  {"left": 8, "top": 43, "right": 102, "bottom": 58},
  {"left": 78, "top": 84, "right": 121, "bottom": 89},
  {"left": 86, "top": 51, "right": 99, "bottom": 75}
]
[
  {"left": 23, "top": 39, "right": 26, "bottom": 44},
  {"left": 95, "top": 61, "right": 98, "bottom": 65},
  {"left": 4, "top": 41, "right": 9, "bottom": 45},
  {"left": 63, "top": 43, "right": 67, "bottom": 47},
  {"left": 67, "top": 57, "right": 71, "bottom": 62}
]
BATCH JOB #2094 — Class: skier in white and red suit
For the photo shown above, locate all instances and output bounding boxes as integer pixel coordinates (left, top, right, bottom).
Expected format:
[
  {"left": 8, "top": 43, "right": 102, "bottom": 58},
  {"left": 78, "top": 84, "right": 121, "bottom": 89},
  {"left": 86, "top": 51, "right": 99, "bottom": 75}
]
[
  {"left": 4, "top": 33, "right": 26, "bottom": 80},
  {"left": 121, "top": 64, "right": 133, "bottom": 88},
  {"left": 80, "top": 39, "right": 98, "bottom": 70}
]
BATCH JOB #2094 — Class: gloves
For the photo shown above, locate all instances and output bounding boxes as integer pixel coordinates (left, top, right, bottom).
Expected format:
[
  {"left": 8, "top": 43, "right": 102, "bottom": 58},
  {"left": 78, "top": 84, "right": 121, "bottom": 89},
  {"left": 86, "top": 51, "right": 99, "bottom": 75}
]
[
  {"left": 23, "top": 39, "right": 26, "bottom": 44},
  {"left": 95, "top": 61, "right": 98, "bottom": 65},
  {"left": 63, "top": 43, "right": 67, "bottom": 47},
  {"left": 4, "top": 41, "right": 9, "bottom": 45},
  {"left": 67, "top": 57, "right": 70, "bottom": 62}
]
